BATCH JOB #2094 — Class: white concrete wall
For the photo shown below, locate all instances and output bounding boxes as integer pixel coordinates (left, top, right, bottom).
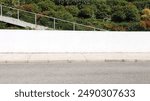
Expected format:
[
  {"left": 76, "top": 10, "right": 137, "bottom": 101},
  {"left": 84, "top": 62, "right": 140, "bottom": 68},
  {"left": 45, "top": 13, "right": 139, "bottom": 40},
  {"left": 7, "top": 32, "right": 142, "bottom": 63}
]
[{"left": 0, "top": 30, "right": 150, "bottom": 52}]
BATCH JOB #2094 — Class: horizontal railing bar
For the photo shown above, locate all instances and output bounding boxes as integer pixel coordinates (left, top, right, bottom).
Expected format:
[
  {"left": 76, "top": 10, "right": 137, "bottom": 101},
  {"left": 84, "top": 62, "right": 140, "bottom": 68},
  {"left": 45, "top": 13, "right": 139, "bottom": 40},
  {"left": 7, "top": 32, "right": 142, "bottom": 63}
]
[
  {"left": 1, "top": 4, "right": 36, "bottom": 15},
  {"left": 37, "top": 14, "right": 76, "bottom": 25},
  {"left": 75, "top": 23, "right": 95, "bottom": 29},
  {"left": 34, "top": 14, "right": 102, "bottom": 30},
  {"left": 0, "top": 4, "right": 106, "bottom": 31},
  {"left": 36, "top": 14, "right": 100, "bottom": 30}
]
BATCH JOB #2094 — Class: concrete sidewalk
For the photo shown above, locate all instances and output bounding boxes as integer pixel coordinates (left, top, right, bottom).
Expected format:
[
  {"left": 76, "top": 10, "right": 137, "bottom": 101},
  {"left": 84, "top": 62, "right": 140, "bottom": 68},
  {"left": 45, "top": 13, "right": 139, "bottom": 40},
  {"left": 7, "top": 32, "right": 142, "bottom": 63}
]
[{"left": 0, "top": 53, "right": 150, "bottom": 63}]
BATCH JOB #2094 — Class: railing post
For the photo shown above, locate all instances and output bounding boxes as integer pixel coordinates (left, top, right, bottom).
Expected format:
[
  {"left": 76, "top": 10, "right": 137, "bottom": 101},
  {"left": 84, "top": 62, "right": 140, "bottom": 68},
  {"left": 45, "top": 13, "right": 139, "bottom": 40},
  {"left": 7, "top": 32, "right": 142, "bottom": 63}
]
[
  {"left": 53, "top": 18, "right": 56, "bottom": 30},
  {"left": 17, "top": 9, "right": 19, "bottom": 20},
  {"left": 0, "top": 5, "right": 2, "bottom": 16},
  {"left": 73, "top": 23, "right": 76, "bottom": 31},
  {"left": 93, "top": 28, "right": 96, "bottom": 31},
  {"left": 35, "top": 13, "right": 37, "bottom": 25}
]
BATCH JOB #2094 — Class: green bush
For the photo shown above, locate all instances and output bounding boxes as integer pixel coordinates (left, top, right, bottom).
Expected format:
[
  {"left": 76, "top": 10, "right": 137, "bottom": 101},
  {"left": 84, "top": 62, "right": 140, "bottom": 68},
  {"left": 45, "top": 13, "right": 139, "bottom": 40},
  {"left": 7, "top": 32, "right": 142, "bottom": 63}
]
[
  {"left": 65, "top": 6, "right": 80, "bottom": 17},
  {"left": 79, "top": 6, "right": 94, "bottom": 18},
  {"left": 107, "top": 0, "right": 128, "bottom": 7},
  {"left": 133, "top": 0, "right": 150, "bottom": 10},
  {"left": 112, "top": 4, "right": 140, "bottom": 22},
  {"left": 54, "top": 0, "right": 90, "bottom": 5},
  {"left": 0, "top": 0, "right": 149, "bottom": 31},
  {"left": 96, "top": 3, "right": 111, "bottom": 19},
  {"left": 54, "top": 10, "right": 74, "bottom": 21},
  {"left": 37, "top": 16, "right": 54, "bottom": 28},
  {"left": 21, "top": 3, "right": 39, "bottom": 12},
  {"left": 127, "top": 22, "right": 146, "bottom": 31},
  {"left": 112, "top": 11, "right": 126, "bottom": 22},
  {"left": 112, "top": 6, "right": 126, "bottom": 22},
  {"left": 125, "top": 4, "right": 140, "bottom": 22},
  {"left": 0, "top": 22, "right": 7, "bottom": 29},
  {"left": 37, "top": 0, "right": 56, "bottom": 11}
]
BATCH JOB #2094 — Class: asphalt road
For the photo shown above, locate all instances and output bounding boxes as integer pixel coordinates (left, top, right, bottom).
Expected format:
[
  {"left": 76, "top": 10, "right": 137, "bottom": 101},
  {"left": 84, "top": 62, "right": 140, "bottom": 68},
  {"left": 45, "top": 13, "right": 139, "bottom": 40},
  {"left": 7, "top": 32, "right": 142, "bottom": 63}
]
[{"left": 0, "top": 62, "right": 150, "bottom": 84}]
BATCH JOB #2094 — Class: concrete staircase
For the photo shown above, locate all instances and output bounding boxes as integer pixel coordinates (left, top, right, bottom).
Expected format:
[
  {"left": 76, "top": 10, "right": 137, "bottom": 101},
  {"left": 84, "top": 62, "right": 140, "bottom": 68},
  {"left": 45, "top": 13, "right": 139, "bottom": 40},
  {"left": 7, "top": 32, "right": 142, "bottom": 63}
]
[{"left": 0, "top": 16, "right": 49, "bottom": 30}]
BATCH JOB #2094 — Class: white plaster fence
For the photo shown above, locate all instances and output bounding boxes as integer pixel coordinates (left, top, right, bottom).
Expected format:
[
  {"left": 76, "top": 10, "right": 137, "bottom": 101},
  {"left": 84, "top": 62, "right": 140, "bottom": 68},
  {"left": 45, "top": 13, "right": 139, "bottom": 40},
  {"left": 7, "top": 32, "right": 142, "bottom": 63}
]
[
  {"left": 0, "top": 31, "right": 150, "bottom": 62},
  {"left": 0, "top": 31, "right": 150, "bottom": 52}
]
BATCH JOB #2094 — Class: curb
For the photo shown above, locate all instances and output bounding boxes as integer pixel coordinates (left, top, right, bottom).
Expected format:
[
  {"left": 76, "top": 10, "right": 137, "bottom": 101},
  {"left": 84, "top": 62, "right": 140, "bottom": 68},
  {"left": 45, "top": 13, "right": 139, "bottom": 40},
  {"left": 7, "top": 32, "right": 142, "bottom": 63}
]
[{"left": 0, "top": 53, "right": 150, "bottom": 63}]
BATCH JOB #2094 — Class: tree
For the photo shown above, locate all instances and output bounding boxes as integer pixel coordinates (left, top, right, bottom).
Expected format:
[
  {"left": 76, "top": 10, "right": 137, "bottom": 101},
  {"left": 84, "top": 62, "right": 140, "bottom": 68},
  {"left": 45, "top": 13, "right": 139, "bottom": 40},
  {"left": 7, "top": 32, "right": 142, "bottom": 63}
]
[
  {"left": 21, "top": 3, "right": 39, "bottom": 12},
  {"left": 96, "top": 3, "right": 111, "bottom": 19},
  {"left": 140, "top": 8, "right": 150, "bottom": 30},
  {"left": 133, "top": 0, "right": 150, "bottom": 10},
  {"left": 37, "top": 0, "right": 56, "bottom": 11},
  {"left": 107, "top": 0, "right": 128, "bottom": 7},
  {"left": 141, "top": 8, "right": 150, "bottom": 20},
  {"left": 65, "top": 6, "right": 79, "bottom": 17},
  {"left": 0, "top": 0, "right": 13, "bottom": 5},
  {"left": 12, "top": 0, "right": 18, "bottom": 6},
  {"left": 112, "top": 10, "right": 126, "bottom": 22},
  {"left": 125, "top": 4, "right": 140, "bottom": 22},
  {"left": 112, "top": 4, "right": 140, "bottom": 22},
  {"left": 54, "top": 9, "right": 74, "bottom": 21},
  {"left": 54, "top": 0, "right": 90, "bottom": 5},
  {"left": 78, "top": 6, "right": 95, "bottom": 18},
  {"left": 111, "top": 6, "right": 126, "bottom": 22}
]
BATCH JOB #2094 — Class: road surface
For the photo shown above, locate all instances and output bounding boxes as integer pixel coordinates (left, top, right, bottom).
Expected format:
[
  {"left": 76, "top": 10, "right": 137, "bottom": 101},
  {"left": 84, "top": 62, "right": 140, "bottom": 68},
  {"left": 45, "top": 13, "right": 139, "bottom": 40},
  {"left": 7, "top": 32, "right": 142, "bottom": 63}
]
[{"left": 0, "top": 62, "right": 150, "bottom": 84}]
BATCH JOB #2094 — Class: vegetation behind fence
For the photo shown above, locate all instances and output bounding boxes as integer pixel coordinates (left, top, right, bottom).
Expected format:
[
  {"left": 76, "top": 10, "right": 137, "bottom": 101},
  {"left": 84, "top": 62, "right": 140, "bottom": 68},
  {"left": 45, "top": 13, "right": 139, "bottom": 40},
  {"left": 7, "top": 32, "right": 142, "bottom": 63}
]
[{"left": 0, "top": 0, "right": 150, "bottom": 31}]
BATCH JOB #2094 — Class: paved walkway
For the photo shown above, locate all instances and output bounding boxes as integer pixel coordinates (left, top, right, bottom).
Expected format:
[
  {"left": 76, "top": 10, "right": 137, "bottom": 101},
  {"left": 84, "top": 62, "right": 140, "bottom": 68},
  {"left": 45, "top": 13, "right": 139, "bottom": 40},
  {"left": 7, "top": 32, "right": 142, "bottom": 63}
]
[{"left": 0, "top": 62, "right": 150, "bottom": 84}]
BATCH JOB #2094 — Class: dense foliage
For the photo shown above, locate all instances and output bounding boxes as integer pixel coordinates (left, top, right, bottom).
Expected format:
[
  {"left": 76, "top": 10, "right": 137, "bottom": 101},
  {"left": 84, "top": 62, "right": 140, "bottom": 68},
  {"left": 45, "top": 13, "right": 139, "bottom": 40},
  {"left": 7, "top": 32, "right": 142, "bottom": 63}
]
[{"left": 0, "top": 0, "right": 150, "bottom": 31}]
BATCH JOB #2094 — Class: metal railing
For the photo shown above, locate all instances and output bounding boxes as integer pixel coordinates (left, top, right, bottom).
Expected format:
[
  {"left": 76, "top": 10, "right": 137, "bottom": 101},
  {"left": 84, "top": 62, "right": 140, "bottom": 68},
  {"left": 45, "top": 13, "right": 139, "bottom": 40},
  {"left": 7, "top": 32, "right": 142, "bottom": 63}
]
[{"left": 0, "top": 4, "right": 106, "bottom": 31}]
